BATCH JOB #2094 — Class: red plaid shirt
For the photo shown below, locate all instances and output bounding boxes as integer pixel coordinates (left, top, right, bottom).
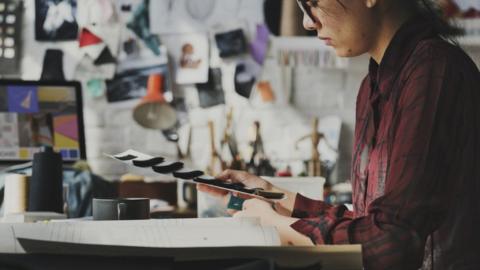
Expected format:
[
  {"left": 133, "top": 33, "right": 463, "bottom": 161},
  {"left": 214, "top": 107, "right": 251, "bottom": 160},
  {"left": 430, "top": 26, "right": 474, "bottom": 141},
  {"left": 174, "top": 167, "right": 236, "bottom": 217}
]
[{"left": 290, "top": 16, "right": 480, "bottom": 270}]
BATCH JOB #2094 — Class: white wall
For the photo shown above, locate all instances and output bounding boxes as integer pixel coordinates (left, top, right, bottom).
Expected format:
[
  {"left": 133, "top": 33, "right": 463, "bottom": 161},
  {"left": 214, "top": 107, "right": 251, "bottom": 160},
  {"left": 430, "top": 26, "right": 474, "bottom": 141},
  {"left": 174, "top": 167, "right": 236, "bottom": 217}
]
[{"left": 18, "top": 0, "right": 480, "bottom": 182}]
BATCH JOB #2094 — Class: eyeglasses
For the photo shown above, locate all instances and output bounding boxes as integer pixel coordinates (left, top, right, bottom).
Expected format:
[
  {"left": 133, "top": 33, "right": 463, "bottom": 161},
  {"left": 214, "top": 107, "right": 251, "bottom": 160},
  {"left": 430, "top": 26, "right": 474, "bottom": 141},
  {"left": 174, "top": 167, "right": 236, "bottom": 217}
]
[{"left": 296, "top": 0, "right": 315, "bottom": 22}]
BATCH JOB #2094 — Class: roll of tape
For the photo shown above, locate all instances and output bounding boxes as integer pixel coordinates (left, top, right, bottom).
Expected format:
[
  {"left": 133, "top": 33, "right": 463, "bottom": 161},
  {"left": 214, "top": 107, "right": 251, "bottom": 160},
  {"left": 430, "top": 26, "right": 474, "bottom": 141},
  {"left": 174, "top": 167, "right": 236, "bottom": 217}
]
[{"left": 3, "top": 174, "right": 29, "bottom": 216}]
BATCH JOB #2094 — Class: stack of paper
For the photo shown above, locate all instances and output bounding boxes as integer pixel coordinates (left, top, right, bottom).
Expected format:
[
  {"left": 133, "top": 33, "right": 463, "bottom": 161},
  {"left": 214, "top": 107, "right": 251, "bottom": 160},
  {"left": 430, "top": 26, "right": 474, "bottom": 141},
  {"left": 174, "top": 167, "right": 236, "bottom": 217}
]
[
  {"left": 0, "top": 217, "right": 279, "bottom": 254},
  {"left": 0, "top": 218, "right": 363, "bottom": 268}
]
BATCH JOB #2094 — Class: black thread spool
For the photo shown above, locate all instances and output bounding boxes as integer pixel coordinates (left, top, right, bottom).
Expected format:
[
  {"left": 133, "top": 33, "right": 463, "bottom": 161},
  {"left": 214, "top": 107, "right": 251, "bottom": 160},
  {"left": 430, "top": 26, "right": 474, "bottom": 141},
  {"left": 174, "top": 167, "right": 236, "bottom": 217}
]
[{"left": 28, "top": 146, "right": 63, "bottom": 213}]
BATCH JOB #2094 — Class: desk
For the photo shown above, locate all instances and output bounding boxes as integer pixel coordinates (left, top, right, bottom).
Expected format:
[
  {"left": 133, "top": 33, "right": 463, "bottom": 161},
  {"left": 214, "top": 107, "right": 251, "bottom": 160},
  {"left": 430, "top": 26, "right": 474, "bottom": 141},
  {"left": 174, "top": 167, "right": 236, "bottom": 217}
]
[
  {"left": 14, "top": 238, "right": 362, "bottom": 270},
  {"left": 0, "top": 254, "right": 271, "bottom": 270}
]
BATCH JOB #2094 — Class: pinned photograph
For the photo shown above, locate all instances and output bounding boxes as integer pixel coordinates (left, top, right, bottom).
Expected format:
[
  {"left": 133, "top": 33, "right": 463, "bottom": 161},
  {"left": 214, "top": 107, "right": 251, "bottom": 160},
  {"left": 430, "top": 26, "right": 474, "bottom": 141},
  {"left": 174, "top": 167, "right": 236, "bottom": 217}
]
[
  {"left": 196, "top": 68, "right": 225, "bottom": 108},
  {"left": 162, "top": 33, "right": 209, "bottom": 84},
  {"left": 106, "top": 63, "right": 170, "bottom": 103},
  {"left": 35, "top": 0, "right": 79, "bottom": 41},
  {"left": 214, "top": 29, "right": 248, "bottom": 58},
  {"left": 234, "top": 58, "right": 261, "bottom": 99},
  {"left": 180, "top": 43, "right": 202, "bottom": 69}
]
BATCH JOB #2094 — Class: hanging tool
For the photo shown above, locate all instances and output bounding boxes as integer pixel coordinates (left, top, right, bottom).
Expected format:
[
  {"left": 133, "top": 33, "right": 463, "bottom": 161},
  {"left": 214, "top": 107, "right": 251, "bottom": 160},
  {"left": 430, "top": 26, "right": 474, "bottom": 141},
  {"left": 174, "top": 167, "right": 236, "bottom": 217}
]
[
  {"left": 246, "top": 121, "right": 276, "bottom": 176},
  {"left": 220, "top": 108, "right": 244, "bottom": 171},
  {"left": 206, "top": 120, "right": 223, "bottom": 176}
]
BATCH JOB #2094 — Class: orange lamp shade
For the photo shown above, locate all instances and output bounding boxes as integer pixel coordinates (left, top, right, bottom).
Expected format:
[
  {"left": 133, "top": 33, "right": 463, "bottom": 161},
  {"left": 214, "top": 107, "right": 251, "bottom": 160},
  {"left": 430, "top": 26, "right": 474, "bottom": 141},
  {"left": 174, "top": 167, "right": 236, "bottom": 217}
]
[
  {"left": 143, "top": 74, "right": 166, "bottom": 103},
  {"left": 133, "top": 74, "right": 177, "bottom": 130}
]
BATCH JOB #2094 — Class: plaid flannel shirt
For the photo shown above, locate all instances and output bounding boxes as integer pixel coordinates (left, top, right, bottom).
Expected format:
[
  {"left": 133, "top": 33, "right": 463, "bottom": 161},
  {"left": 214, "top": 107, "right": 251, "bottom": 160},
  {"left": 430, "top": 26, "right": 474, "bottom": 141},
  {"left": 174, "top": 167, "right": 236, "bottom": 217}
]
[{"left": 290, "top": 16, "right": 480, "bottom": 270}]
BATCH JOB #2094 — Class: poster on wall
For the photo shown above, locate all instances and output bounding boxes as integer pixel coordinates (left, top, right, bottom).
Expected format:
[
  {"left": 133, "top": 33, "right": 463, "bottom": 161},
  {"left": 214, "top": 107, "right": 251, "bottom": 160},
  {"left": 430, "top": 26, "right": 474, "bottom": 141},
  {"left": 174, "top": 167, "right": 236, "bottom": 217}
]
[
  {"left": 149, "top": 0, "right": 265, "bottom": 35},
  {"left": 162, "top": 33, "right": 209, "bottom": 85},
  {"left": 35, "top": 0, "right": 79, "bottom": 41},
  {"left": 106, "top": 50, "right": 171, "bottom": 103},
  {"left": 196, "top": 68, "right": 225, "bottom": 108}
]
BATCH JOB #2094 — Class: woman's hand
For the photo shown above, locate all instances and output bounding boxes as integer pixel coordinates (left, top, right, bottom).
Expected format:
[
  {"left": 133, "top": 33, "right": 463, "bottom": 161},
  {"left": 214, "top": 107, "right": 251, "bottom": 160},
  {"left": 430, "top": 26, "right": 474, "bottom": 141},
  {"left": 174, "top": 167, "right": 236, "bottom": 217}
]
[
  {"left": 196, "top": 170, "right": 271, "bottom": 200},
  {"left": 196, "top": 169, "right": 298, "bottom": 215},
  {"left": 233, "top": 199, "right": 278, "bottom": 227},
  {"left": 234, "top": 198, "right": 314, "bottom": 246},
  {"left": 196, "top": 170, "right": 272, "bottom": 214}
]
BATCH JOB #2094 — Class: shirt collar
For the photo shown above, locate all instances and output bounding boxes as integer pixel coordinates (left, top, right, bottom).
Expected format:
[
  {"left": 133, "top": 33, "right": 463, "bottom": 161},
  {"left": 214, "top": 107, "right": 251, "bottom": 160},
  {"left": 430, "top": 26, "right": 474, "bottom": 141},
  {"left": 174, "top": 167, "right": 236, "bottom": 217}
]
[{"left": 368, "top": 15, "right": 438, "bottom": 98}]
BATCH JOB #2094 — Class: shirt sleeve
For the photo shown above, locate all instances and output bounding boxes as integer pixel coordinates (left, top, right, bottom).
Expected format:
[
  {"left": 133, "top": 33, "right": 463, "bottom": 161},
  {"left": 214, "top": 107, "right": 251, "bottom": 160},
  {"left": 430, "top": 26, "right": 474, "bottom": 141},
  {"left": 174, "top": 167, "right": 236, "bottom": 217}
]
[
  {"left": 291, "top": 193, "right": 353, "bottom": 219},
  {"left": 290, "top": 46, "right": 460, "bottom": 269}
]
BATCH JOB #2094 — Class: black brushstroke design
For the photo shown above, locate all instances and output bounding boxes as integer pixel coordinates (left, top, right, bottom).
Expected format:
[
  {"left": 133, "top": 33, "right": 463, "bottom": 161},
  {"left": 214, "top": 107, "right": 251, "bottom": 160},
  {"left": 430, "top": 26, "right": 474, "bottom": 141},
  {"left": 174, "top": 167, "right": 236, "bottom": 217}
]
[
  {"left": 152, "top": 162, "right": 184, "bottom": 174},
  {"left": 172, "top": 169, "right": 204, "bottom": 179},
  {"left": 132, "top": 157, "right": 165, "bottom": 167},
  {"left": 114, "top": 154, "right": 137, "bottom": 161}
]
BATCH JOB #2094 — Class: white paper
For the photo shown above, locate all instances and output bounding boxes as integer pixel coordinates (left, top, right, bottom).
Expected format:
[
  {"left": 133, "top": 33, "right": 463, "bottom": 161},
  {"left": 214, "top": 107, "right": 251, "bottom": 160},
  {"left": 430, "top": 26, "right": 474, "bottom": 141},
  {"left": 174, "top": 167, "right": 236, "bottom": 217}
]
[
  {"left": 8, "top": 217, "right": 279, "bottom": 251},
  {"left": 53, "top": 217, "right": 260, "bottom": 227},
  {"left": 106, "top": 149, "right": 155, "bottom": 162},
  {"left": 0, "top": 224, "right": 23, "bottom": 253},
  {"left": 149, "top": 0, "right": 265, "bottom": 35},
  {"left": 161, "top": 33, "right": 210, "bottom": 84}
]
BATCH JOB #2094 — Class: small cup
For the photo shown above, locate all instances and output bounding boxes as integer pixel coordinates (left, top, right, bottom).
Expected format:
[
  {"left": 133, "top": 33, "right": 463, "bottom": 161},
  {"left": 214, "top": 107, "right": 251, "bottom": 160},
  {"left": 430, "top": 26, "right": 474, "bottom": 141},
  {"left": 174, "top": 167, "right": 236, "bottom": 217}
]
[{"left": 92, "top": 198, "right": 150, "bottom": 220}]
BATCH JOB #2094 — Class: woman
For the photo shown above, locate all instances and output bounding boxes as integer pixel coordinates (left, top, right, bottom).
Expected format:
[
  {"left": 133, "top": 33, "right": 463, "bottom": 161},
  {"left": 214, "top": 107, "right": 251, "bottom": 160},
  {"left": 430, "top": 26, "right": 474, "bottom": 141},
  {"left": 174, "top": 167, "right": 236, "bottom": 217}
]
[{"left": 198, "top": 0, "right": 480, "bottom": 269}]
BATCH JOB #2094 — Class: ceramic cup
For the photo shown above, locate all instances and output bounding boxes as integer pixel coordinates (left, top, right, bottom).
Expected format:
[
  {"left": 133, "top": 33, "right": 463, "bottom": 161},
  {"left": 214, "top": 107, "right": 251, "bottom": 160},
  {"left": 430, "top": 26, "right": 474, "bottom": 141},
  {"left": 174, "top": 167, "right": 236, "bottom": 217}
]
[{"left": 92, "top": 198, "right": 150, "bottom": 220}]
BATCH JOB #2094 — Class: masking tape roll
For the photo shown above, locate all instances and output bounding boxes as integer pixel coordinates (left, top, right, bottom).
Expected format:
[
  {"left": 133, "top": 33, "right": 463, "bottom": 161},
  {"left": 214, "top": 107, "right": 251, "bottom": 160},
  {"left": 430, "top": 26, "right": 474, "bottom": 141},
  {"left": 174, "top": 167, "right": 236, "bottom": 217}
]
[{"left": 3, "top": 174, "right": 29, "bottom": 216}]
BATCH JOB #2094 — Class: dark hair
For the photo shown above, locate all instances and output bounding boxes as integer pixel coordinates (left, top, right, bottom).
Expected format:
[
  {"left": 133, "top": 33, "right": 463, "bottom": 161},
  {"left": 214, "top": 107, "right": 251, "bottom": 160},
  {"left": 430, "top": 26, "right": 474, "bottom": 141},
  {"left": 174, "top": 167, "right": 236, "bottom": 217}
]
[
  {"left": 416, "top": 0, "right": 464, "bottom": 38},
  {"left": 309, "top": 0, "right": 463, "bottom": 39}
]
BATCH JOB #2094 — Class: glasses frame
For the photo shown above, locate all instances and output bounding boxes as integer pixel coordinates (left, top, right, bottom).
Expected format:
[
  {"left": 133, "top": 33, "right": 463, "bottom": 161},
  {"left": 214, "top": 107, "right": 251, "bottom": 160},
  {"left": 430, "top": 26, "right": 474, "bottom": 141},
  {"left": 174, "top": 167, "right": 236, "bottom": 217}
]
[{"left": 296, "top": 0, "right": 315, "bottom": 22}]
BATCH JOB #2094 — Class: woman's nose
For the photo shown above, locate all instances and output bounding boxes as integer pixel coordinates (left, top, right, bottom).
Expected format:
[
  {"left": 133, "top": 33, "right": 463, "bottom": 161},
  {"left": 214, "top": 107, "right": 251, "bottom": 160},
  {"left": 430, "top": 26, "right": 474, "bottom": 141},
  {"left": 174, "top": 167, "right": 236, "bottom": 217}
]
[{"left": 302, "top": 14, "right": 318, "bottom": 31}]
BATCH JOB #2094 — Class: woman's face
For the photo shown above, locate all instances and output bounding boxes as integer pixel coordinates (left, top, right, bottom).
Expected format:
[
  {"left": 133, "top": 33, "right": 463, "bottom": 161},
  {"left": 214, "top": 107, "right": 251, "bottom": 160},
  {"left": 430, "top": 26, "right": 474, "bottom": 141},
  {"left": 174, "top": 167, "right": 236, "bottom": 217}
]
[{"left": 300, "top": 0, "right": 380, "bottom": 57}]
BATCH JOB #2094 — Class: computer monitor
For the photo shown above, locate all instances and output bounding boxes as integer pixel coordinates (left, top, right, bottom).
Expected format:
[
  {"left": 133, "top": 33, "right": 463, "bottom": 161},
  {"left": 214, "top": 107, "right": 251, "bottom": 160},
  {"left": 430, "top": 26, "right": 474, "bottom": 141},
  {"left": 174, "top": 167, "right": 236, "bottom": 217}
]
[{"left": 0, "top": 80, "right": 86, "bottom": 164}]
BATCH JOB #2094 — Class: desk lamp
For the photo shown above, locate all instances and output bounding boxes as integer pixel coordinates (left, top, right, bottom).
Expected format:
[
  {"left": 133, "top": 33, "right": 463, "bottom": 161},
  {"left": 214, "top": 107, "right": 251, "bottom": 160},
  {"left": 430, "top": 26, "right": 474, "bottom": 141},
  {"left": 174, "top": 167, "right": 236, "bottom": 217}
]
[{"left": 133, "top": 74, "right": 177, "bottom": 130}]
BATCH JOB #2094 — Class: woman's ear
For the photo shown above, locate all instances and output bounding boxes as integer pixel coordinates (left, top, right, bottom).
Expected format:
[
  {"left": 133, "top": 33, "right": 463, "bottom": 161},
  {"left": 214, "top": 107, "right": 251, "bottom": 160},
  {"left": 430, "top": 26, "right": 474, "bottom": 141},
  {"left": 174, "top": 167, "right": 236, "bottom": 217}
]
[{"left": 365, "top": 0, "right": 378, "bottom": 8}]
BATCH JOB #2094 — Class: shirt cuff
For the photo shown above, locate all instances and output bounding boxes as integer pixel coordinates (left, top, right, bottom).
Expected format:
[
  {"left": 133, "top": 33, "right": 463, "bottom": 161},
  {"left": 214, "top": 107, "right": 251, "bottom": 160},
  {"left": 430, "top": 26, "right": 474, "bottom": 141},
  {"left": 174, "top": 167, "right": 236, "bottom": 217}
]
[
  {"left": 290, "top": 212, "right": 352, "bottom": 245},
  {"left": 292, "top": 193, "right": 332, "bottom": 218},
  {"left": 290, "top": 218, "right": 323, "bottom": 244}
]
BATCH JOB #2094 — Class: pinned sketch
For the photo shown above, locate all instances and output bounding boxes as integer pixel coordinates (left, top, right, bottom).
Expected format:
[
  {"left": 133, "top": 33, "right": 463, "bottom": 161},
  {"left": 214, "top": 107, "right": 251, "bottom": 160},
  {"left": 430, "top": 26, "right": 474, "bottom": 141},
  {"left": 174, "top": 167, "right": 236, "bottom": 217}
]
[
  {"left": 106, "top": 45, "right": 171, "bottom": 103},
  {"left": 35, "top": 0, "right": 79, "bottom": 41},
  {"left": 180, "top": 43, "right": 202, "bottom": 69},
  {"left": 196, "top": 68, "right": 225, "bottom": 108},
  {"left": 149, "top": 0, "right": 264, "bottom": 35},
  {"left": 149, "top": 0, "right": 217, "bottom": 34},
  {"left": 185, "top": 0, "right": 216, "bottom": 22},
  {"left": 234, "top": 58, "right": 262, "bottom": 99},
  {"left": 106, "top": 63, "right": 170, "bottom": 103},
  {"left": 214, "top": 29, "right": 248, "bottom": 58},
  {"left": 162, "top": 33, "right": 209, "bottom": 84},
  {"left": 74, "top": 0, "right": 120, "bottom": 81}
]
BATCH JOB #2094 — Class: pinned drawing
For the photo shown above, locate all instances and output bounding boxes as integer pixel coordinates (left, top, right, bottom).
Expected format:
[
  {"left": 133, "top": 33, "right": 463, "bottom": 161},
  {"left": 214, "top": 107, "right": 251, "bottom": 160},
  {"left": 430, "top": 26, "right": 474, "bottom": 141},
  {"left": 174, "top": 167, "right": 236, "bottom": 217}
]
[
  {"left": 180, "top": 43, "right": 202, "bottom": 69},
  {"left": 162, "top": 33, "right": 209, "bottom": 84},
  {"left": 35, "top": 0, "right": 79, "bottom": 41}
]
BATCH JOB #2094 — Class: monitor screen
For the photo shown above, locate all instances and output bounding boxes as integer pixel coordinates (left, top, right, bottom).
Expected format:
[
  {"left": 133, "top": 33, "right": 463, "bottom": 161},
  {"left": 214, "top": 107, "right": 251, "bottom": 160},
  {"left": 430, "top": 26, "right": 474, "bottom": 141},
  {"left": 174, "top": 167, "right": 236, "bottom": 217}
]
[{"left": 0, "top": 80, "right": 86, "bottom": 163}]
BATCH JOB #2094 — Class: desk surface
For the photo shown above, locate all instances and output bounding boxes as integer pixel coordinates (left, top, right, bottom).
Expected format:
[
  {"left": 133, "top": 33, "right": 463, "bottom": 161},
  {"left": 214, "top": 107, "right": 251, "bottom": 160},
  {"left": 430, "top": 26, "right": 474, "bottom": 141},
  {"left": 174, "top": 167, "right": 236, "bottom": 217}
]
[
  {"left": 0, "top": 254, "right": 267, "bottom": 270},
  {"left": 16, "top": 238, "right": 362, "bottom": 270}
]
